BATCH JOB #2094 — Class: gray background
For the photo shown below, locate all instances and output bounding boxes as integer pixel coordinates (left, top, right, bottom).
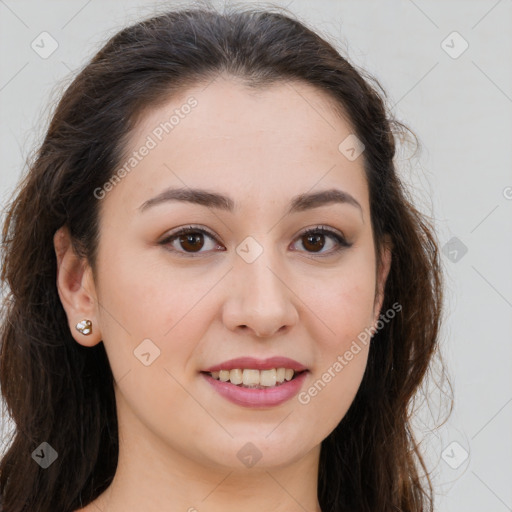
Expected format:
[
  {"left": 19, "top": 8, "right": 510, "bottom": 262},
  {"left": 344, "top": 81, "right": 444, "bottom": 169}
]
[{"left": 1, "top": 1, "right": 511, "bottom": 510}]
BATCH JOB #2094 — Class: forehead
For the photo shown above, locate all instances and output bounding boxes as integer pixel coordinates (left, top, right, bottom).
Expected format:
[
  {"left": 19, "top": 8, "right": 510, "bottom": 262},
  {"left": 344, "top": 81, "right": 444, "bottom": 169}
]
[{"left": 104, "top": 76, "right": 369, "bottom": 215}]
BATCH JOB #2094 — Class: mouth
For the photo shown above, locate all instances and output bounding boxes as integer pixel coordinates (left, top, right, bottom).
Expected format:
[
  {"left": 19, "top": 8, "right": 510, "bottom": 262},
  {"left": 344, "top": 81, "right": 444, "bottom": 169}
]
[
  {"left": 201, "top": 368, "right": 307, "bottom": 389},
  {"left": 200, "top": 356, "right": 309, "bottom": 407}
]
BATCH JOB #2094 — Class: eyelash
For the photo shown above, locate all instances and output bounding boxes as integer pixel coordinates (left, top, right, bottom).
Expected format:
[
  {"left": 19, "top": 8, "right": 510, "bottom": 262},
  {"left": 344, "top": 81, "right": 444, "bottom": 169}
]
[{"left": 159, "top": 224, "right": 352, "bottom": 258}]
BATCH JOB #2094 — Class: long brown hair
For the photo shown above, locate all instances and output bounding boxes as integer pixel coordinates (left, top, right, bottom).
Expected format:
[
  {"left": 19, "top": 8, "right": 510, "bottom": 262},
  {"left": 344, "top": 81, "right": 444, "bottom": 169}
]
[{"left": 0, "top": 3, "right": 451, "bottom": 511}]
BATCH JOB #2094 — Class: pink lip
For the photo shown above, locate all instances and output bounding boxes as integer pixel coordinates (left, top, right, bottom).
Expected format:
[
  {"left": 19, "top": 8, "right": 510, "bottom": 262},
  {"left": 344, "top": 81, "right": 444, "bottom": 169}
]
[
  {"left": 202, "top": 356, "right": 308, "bottom": 372},
  {"left": 201, "top": 371, "right": 308, "bottom": 408}
]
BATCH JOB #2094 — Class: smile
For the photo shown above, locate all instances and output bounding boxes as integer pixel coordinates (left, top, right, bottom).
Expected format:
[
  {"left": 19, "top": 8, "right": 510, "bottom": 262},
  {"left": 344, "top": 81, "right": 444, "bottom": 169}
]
[
  {"left": 200, "top": 356, "right": 309, "bottom": 408},
  {"left": 207, "top": 368, "right": 301, "bottom": 388}
]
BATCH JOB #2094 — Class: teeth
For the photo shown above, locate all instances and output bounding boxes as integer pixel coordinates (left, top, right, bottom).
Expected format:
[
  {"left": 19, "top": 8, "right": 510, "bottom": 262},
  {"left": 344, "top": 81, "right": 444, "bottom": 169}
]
[
  {"left": 229, "top": 369, "right": 243, "bottom": 385},
  {"left": 242, "top": 369, "right": 260, "bottom": 386},
  {"left": 208, "top": 367, "right": 298, "bottom": 387},
  {"left": 260, "top": 369, "right": 277, "bottom": 387}
]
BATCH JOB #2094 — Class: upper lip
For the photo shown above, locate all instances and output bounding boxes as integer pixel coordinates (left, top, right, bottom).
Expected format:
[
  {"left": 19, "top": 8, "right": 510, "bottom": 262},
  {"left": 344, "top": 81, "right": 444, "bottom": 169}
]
[{"left": 202, "top": 356, "right": 308, "bottom": 373}]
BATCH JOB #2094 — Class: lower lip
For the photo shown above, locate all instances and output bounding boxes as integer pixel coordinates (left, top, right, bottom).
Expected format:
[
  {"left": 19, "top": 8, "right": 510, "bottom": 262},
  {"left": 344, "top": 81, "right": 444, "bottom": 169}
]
[{"left": 201, "top": 371, "right": 308, "bottom": 408}]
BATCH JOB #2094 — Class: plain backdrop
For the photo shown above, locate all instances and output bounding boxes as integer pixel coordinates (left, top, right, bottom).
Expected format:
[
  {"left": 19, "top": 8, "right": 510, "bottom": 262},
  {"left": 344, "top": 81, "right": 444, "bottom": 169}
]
[{"left": 1, "top": 1, "right": 511, "bottom": 511}]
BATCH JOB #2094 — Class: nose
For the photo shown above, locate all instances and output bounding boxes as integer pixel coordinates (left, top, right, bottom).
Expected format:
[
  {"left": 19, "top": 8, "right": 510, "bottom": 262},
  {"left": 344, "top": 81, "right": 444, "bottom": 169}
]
[{"left": 222, "top": 246, "right": 299, "bottom": 339}]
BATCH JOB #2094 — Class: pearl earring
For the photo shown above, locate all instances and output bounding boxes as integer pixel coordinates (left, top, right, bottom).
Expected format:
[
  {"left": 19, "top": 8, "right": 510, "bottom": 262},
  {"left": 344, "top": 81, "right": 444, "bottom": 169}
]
[{"left": 75, "top": 319, "right": 92, "bottom": 335}]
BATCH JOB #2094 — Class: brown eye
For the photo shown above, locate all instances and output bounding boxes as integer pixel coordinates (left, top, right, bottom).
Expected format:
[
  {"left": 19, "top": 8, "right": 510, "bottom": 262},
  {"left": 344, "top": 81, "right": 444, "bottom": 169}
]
[
  {"left": 177, "top": 232, "right": 205, "bottom": 253},
  {"left": 293, "top": 226, "right": 351, "bottom": 256},
  {"left": 302, "top": 232, "right": 326, "bottom": 252},
  {"left": 160, "top": 226, "right": 223, "bottom": 256}
]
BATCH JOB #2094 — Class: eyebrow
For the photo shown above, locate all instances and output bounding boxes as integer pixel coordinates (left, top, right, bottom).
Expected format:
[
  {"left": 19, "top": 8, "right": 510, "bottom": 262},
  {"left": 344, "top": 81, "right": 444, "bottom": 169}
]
[{"left": 139, "top": 187, "right": 363, "bottom": 218}]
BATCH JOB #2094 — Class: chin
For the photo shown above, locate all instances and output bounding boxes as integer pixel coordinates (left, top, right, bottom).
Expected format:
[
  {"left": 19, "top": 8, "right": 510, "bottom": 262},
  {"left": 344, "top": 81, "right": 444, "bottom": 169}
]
[{"left": 200, "top": 431, "right": 317, "bottom": 471}]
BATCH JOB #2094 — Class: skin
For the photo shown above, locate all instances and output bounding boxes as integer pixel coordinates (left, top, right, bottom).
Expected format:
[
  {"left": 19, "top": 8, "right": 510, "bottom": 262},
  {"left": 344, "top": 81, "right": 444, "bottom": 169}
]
[{"left": 55, "top": 75, "right": 391, "bottom": 512}]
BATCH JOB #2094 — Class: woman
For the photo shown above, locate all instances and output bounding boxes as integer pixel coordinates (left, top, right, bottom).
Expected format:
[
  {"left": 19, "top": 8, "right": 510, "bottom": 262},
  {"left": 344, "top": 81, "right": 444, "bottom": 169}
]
[{"left": 0, "top": 3, "right": 449, "bottom": 511}]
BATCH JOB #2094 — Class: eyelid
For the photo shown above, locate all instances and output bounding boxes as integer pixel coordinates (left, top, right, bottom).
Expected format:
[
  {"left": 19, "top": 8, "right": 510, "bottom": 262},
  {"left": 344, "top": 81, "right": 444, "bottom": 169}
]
[{"left": 165, "top": 224, "right": 219, "bottom": 242}]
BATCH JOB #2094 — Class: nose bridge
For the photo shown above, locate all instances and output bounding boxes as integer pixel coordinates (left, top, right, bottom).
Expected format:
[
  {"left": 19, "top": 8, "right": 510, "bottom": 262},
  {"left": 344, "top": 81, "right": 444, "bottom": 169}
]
[
  {"left": 237, "top": 235, "right": 285, "bottom": 307},
  {"left": 224, "top": 234, "right": 298, "bottom": 336}
]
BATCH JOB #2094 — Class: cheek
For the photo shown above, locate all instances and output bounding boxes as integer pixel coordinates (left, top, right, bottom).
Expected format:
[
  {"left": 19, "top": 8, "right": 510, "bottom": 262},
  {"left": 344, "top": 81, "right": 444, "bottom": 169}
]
[
  {"left": 96, "top": 241, "right": 214, "bottom": 337},
  {"left": 297, "top": 341, "right": 369, "bottom": 443},
  {"left": 95, "top": 244, "right": 226, "bottom": 390},
  {"left": 301, "top": 250, "right": 377, "bottom": 349},
  {"left": 294, "top": 251, "right": 375, "bottom": 428},
  {"left": 95, "top": 253, "right": 211, "bottom": 439},
  {"left": 297, "top": 269, "right": 374, "bottom": 426}
]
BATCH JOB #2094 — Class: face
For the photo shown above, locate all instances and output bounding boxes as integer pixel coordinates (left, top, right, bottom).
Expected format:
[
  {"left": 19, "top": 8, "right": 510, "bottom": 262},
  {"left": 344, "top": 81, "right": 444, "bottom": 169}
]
[{"left": 56, "top": 75, "right": 391, "bottom": 474}]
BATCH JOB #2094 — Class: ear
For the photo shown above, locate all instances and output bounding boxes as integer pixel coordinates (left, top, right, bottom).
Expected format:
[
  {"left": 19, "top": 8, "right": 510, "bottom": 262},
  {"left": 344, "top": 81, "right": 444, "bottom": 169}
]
[
  {"left": 54, "top": 226, "right": 102, "bottom": 347},
  {"left": 372, "top": 234, "right": 393, "bottom": 326}
]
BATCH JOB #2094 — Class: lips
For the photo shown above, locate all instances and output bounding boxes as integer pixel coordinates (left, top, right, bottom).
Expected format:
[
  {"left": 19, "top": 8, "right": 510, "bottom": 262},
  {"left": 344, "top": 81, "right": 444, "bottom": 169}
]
[
  {"left": 201, "top": 371, "right": 308, "bottom": 408},
  {"left": 201, "top": 356, "right": 308, "bottom": 373},
  {"left": 200, "top": 356, "right": 309, "bottom": 408}
]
